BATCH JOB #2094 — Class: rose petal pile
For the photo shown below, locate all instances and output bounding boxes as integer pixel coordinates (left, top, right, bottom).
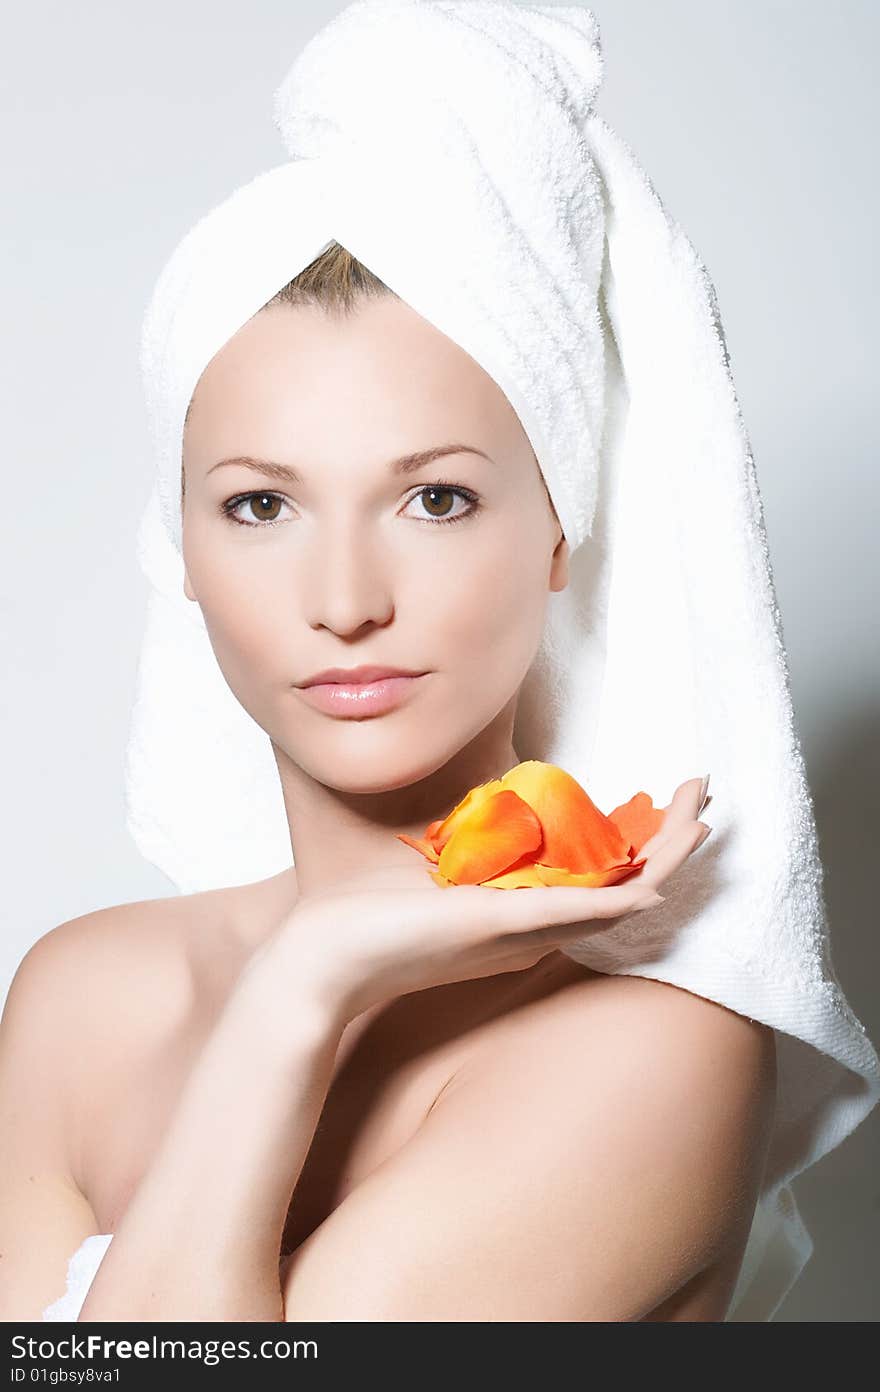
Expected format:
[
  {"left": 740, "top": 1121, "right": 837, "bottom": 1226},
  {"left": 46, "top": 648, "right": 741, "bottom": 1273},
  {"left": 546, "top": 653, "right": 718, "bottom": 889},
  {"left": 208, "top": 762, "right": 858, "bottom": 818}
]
[{"left": 396, "top": 759, "right": 667, "bottom": 888}]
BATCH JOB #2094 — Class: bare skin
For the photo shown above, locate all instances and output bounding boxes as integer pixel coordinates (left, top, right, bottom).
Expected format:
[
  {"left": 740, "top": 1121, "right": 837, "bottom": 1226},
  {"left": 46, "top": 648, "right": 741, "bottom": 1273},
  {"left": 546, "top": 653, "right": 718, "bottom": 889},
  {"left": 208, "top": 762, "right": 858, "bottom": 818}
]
[
  {"left": 0, "top": 849, "right": 774, "bottom": 1322},
  {"left": 0, "top": 295, "right": 776, "bottom": 1320},
  {"left": 68, "top": 873, "right": 610, "bottom": 1250}
]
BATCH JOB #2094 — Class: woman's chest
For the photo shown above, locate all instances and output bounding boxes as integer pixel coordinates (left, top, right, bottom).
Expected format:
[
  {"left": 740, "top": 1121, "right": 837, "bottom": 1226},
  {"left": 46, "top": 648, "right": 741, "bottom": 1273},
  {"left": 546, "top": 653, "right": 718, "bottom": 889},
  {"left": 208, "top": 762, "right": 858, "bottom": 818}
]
[
  {"left": 77, "top": 994, "right": 468, "bottom": 1257},
  {"left": 74, "top": 952, "right": 748, "bottom": 1321}
]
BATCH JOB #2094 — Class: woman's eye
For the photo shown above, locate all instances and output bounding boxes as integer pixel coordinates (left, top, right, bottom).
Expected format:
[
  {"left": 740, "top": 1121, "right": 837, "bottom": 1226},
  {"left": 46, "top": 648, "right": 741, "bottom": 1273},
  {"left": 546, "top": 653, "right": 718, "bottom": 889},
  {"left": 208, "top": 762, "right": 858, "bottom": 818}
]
[
  {"left": 222, "top": 492, "right": 292, "bottom": 526},
  {"left": 220, "top": 483, "right": 481, "bottom": 529},
  {"left": 403, "top": 485, "right": 480, "bottom": 526}
]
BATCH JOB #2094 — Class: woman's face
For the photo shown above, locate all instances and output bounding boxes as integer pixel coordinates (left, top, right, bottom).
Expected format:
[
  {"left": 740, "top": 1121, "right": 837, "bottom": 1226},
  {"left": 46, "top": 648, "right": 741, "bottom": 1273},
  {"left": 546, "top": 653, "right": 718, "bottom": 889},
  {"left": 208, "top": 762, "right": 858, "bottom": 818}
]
[{"left": 181, "top": 295, "right": 569, "bottom": 793}]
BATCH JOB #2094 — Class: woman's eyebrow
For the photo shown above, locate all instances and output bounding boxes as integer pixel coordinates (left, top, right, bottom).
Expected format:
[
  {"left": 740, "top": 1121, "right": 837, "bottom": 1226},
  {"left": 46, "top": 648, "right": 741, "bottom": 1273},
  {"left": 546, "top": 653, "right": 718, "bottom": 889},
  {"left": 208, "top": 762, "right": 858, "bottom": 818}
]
[{"left": 206, "top": 443, "right": 494, "bottom": 484}]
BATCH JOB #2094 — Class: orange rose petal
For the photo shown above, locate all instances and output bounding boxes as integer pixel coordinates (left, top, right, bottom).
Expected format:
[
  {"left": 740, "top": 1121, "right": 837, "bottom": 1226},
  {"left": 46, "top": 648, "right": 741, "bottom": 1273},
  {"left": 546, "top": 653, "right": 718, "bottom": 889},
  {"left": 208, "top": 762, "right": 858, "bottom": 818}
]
[
  {"left": 395, "top": 832, "right": 440, "bottom": 864},
  {"left": 426, "top": 778, "right": 506, "bottom": 853},
  {"left": 437, "top": 789, "right": 543, "bottom": 885},
  {"left": 423, "top": 818, "right": 446, "bottom": 849},
  {"left": 404, "top": 762, "right": 663, "bottom": 892},
  {"left": 607, "top": 791, "right": 668, "bottom": 856},
  {"left": 499, "top": 761, "right": 632, "bottom": 872},
  {"left": 533, "top": 857, "right": 647, "bottom": 888},
  {"left": 480, "top": 862, "right": 549, "bottom": 888}
]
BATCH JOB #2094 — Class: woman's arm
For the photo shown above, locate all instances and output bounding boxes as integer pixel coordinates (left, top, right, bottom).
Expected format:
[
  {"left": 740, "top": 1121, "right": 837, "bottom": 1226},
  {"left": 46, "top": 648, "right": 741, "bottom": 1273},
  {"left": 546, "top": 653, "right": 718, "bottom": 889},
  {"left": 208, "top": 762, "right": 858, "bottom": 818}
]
[
  {"left": 279, "top": 971, "right": 776, "bottom": 1322},
  {"left": 77, "top": 947, "right": 347, "bottom": 1322},
  {"left": 77, "top": 785, "right": 704, "bottom": 1319},
  {"left": 0, "top": 928, "right": 106, "bottom": 1321}
]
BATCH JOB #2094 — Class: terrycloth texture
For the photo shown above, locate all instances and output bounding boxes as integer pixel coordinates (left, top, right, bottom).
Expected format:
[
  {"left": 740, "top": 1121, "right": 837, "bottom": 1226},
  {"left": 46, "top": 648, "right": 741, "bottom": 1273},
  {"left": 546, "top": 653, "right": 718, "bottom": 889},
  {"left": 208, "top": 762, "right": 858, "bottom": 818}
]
[
  {"left": 124, "top": 0, "right": 880, "bottom": 1321},
  {"left": 42, "top": 1234, "right": 113, "bottom": 1321}
]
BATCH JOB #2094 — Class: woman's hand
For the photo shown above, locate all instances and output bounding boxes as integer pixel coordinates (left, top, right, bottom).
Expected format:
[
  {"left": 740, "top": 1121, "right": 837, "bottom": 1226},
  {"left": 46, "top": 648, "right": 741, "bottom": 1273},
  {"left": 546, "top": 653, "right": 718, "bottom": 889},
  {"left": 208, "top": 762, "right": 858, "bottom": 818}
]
[{"left": 263, "top": 776, "right": 712, "bottom": 1026}]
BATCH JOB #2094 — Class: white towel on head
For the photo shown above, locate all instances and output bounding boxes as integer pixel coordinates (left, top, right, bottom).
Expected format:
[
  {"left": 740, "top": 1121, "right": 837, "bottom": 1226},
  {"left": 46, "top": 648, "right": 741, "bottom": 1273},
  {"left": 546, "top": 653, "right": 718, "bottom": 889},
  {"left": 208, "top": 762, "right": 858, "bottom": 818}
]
[{"left": 125, "top": 0, "right": 880, "bottom": 1321}]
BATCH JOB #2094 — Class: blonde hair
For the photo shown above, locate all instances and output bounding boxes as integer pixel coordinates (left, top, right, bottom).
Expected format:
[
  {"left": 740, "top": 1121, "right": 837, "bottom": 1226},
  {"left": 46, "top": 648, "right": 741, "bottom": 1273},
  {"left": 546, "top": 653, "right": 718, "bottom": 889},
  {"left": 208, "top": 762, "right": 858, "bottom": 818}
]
[{"left": 266, "top": 239, "right": 394, "bottom": 315}]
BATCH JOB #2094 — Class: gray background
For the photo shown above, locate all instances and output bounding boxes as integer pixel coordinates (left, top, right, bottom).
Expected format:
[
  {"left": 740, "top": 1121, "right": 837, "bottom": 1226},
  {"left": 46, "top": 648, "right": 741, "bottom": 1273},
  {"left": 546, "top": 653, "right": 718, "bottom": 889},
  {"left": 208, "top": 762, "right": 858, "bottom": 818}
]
[{"left": 1, "top": 1, "right": 877, "bottom": 1320}]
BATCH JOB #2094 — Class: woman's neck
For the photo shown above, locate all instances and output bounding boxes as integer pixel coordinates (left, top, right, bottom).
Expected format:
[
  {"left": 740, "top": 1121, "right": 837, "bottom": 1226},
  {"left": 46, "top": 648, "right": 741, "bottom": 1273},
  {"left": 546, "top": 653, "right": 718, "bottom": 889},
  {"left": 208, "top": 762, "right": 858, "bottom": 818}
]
[{"left": 273, "top": 721, "right": 522, "bottom": 903}]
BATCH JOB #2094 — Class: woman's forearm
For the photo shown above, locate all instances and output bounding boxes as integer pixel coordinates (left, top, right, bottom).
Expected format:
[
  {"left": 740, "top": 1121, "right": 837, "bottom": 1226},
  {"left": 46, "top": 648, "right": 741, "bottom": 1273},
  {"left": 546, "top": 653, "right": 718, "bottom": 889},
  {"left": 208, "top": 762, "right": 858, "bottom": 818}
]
[{"left": 77, "top": 951, "right": 347, "bottom": 1322}]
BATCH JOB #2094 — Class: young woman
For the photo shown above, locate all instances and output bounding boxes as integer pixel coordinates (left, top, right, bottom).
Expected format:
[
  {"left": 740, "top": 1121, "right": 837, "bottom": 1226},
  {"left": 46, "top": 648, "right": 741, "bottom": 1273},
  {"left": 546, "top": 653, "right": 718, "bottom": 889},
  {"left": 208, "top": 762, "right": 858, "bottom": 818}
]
[
  {"left": 5, "top": 0, "right": 874, "bottom": 1326},
  {"left": 0, "top": 251, "right": 772, "bottom": 1322}
]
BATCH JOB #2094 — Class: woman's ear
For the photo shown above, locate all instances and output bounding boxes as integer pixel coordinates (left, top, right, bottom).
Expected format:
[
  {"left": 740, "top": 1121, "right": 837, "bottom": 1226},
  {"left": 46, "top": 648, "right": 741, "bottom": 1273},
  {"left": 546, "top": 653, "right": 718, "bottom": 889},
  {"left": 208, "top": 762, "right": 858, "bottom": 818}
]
[
  {"left": 549, "top": 530, "right": 569, "bottom": 592},
  {"left": 183, "top": 567, "right": 197, "bottom": 602}
]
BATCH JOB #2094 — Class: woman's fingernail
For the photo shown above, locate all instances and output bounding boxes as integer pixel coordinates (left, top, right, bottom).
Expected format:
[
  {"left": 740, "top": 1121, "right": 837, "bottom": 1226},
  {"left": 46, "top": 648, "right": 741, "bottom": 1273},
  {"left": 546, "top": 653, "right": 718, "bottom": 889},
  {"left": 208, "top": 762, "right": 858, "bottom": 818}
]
[
  {"left": 639, "top": 893, "right": 666, "bottom": 908},
  {"left": 699, "top": 774, "right": 711, "bottom": 805}
]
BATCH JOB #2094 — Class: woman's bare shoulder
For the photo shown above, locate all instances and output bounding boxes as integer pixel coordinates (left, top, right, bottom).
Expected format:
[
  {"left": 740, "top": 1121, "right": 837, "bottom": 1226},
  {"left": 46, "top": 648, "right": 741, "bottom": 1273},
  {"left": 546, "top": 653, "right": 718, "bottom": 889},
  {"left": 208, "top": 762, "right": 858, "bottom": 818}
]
[
  {"left": 18, "top": 863, "right": 302, "bottom": 1038},
  {"left": 1, "top": 896, "right": 199, "bottom": 1159},
  {"left": 522, "top": 960, "right": 772, "bottom": 1084},
  {"left": 449, "top": 956, "right": 777, "bottom": 1163},
  {"left": 7, "top": 881, "right": 265, "bottom": 1056},
  {"left": 489, "top": 954, "right": 776, "bottom": 1059}
]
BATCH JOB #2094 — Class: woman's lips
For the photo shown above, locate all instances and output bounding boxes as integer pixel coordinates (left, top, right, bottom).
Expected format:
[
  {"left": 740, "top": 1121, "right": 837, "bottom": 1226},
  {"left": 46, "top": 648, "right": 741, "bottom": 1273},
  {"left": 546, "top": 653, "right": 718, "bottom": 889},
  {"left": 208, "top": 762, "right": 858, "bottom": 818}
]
[{"left": 296, "top": 673, "right": 428, "bottom": 718}]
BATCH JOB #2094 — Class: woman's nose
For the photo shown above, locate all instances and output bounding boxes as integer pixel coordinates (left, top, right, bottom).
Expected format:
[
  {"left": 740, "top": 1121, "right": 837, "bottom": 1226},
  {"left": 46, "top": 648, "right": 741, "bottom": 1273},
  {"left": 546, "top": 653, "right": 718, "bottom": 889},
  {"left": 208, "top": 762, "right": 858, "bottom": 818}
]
[{"left": 300, "top": 521, "right": 395, "bottom": 635}]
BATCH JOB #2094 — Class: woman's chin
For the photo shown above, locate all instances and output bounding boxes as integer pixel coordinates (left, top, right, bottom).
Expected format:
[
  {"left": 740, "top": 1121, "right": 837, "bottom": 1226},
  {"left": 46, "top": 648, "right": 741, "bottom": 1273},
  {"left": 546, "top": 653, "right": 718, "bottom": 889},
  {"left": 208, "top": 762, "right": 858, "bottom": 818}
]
[{"left": 294, "top": 738, "right": 460, "bottom": 796}]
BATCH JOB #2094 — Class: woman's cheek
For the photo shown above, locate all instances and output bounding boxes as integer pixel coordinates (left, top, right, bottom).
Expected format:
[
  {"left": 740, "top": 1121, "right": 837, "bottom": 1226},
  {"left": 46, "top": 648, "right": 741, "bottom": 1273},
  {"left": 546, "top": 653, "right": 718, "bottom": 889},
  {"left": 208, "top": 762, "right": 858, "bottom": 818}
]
[{"left": 199, "top": 581, "right": 289, "bottom": 699}]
